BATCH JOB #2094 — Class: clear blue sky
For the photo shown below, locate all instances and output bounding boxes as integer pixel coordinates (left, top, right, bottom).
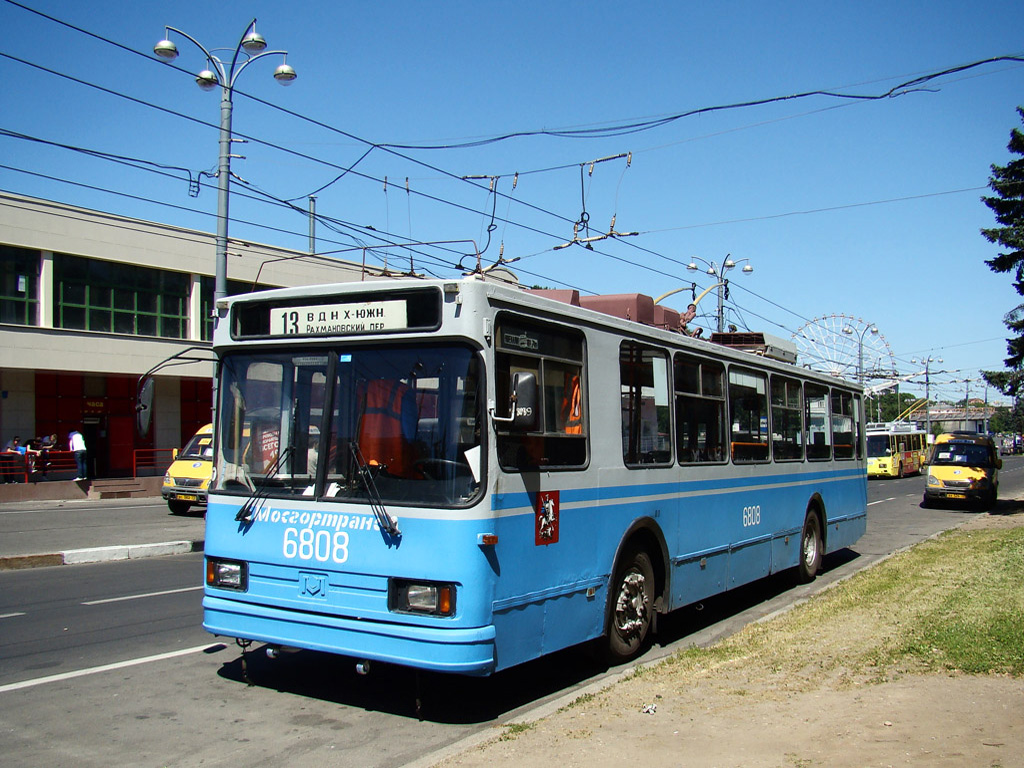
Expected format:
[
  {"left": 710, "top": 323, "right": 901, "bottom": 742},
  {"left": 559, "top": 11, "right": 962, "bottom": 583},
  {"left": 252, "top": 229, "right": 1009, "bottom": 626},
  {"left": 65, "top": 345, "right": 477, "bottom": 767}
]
[{"left": 3, "top": 0, "right": 1023, "bottom": 406}]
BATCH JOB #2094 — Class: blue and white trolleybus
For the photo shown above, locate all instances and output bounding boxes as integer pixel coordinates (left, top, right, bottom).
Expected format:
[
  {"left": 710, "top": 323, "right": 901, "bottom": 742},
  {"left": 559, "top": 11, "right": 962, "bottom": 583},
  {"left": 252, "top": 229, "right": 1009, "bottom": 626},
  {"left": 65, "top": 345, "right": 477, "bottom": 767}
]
[{"left": 202, "top": 277, "right": 867, "bottom": 675}]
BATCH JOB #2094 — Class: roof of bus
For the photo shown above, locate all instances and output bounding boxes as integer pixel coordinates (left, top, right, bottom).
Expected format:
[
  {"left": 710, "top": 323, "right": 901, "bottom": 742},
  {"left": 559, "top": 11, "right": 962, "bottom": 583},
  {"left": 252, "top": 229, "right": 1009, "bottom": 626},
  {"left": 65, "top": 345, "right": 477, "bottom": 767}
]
[{"left": 219, "top": 276, "right": 864, "bottom": 390}]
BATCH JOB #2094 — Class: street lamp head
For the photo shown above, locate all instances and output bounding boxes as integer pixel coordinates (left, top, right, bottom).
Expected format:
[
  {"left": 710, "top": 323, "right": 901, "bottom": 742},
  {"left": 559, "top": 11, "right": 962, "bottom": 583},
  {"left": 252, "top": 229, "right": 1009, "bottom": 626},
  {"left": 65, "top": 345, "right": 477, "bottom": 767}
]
[
  {"left": 153, "top": 38, "right": 179, "bottom": 61},
  {"left": 196, "top": 69, "right": 219, "bottom": 90},
  {"left": 741, "top": 264, "right": 753, "bottom": 274},
  {"left": 241, "top": 29, "right": 268, "bottom": 54},
  {"left": 723, "top": 258, "right": 736, "bottom": 269},
  {"left": 273, "top": 61, "right": 297, "bottom": 85},
  {"left": 706, "top": 266, "right": 715, "bottom": 276}
]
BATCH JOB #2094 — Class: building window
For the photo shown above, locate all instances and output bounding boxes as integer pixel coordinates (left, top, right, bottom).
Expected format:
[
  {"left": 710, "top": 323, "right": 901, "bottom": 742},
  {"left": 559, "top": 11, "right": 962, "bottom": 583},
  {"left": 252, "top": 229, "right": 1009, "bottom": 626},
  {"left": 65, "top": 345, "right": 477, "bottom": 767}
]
[
  {"left": 200, "top": 276, "right": 274, "bottom": 341},
  {"left": 0, "top": 246, "right": 39, "bottom": 326},
  {"left": 54, "top": 254, "right": 189, "bottom": 338}
]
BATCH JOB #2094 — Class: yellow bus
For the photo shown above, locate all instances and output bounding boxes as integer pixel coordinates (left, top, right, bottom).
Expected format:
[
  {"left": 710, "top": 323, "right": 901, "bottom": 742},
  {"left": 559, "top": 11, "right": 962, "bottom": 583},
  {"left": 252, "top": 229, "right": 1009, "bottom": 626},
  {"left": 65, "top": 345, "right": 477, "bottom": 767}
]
[{"left": 866, "top": 422, "right": 927, "bottom": 478}]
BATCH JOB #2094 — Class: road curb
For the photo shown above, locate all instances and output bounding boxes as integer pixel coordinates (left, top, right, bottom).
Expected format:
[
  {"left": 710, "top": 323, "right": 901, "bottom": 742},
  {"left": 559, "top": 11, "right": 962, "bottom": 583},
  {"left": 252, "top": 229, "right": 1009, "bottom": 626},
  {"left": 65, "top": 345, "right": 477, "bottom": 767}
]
[{"left": 0, "top": 539, "right": 204, "bottom": 570}]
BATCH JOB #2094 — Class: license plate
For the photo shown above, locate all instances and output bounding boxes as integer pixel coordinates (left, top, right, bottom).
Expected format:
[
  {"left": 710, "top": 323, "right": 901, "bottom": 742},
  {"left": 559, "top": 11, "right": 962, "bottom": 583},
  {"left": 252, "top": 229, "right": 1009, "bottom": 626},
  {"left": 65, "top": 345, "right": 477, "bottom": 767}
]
[
  {"left": 947, "top": 493, "right": 966, "bottom": 499},
  {"left": 176, "top": 494, "right": 198, "bottom": 502}
]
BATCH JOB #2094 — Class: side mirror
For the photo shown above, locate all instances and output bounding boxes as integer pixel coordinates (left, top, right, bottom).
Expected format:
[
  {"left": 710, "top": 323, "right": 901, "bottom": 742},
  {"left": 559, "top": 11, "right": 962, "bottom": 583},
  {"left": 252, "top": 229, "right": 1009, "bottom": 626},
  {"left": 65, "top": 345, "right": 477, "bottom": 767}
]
[
  {"left": 510, "top": 371, "right": 538, "bottom": 430},
  {"left": 490, "top": 371, "right": 539, "bottom": 430},
  {"left": 136, "top": 376, "right": 154, "bottom": 437}
]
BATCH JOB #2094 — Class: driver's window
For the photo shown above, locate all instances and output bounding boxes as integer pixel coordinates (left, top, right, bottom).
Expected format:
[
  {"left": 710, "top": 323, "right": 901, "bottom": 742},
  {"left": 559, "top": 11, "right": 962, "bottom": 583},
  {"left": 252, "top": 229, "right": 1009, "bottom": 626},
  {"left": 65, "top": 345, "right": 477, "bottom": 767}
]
[{"left": 495, "top": 313, "right": 587, "bottom": 471}]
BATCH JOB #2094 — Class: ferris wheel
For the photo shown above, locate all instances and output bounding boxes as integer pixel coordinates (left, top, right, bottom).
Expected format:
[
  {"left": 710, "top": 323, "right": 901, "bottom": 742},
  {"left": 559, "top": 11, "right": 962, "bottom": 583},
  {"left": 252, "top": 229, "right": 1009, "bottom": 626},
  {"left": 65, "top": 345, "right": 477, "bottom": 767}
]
[{"left": 792, "top": 314, "right": 897, "bottom": 384}]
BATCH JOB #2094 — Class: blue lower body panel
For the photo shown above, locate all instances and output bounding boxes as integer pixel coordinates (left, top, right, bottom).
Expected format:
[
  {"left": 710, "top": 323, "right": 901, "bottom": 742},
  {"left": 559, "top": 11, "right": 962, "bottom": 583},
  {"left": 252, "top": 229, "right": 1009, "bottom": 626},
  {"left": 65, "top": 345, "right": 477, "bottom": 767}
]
[{"left": 204, "top": 595, "right": 498, "bottom": 676}]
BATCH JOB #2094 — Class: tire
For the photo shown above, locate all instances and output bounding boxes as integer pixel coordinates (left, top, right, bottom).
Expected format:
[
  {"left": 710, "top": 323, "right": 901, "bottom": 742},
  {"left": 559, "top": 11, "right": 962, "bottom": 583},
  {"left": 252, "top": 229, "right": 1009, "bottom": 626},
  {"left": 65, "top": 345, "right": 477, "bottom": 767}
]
[
  {"left": 797, "top": 511, "right": 823, "bottom": 583},
  {"left": 168, "top": 500, "right": 191, "bottom": 515},
  {"left": 980, "top": 487, "right": 997, "bottom": 511},
  {"left": 606, "top": 547, "right": 655, "bottom": 663}
]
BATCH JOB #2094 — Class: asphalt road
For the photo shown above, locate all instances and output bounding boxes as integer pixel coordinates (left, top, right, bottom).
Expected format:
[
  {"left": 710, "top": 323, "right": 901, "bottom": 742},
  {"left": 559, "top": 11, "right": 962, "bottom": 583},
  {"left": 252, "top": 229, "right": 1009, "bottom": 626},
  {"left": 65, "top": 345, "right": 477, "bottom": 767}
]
[{"left": 3, "top": 459, "right": 1022, "bottom": 767}]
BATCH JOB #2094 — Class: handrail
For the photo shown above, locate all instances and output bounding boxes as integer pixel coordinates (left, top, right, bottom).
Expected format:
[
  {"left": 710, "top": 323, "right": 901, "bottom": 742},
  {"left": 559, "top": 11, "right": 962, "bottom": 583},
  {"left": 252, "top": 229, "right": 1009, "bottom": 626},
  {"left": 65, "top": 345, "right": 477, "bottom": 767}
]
[
  {"left": 0, "top": 449, "right": 77, "bottom": 482},
  {"left": 133, "top": 448, "right": 176, "bottom": 477},
  {"left": 0, "top": 451, "right": 28, "bottom": 483}
]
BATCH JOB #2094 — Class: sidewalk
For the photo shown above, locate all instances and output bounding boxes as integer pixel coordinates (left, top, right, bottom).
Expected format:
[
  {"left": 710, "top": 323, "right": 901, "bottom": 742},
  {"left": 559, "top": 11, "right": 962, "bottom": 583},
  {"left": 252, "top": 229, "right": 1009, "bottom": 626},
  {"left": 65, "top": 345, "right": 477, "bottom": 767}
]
[{"left": 0, "top": 495, "right": 206, "bottom": 570}]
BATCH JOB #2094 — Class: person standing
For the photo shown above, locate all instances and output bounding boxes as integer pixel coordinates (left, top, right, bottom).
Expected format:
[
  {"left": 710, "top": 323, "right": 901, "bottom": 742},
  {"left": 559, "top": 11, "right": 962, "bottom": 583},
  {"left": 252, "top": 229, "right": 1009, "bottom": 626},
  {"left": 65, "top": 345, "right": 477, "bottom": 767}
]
[{"left": 69, "top": 429, "right": 87, "bottom": 480}]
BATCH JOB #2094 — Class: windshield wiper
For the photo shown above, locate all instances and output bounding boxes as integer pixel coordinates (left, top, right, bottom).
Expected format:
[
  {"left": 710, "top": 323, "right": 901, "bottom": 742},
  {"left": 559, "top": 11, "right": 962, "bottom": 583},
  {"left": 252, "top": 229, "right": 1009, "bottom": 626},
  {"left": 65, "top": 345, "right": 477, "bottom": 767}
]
[
  {"left": 235, "top": 445, "right": 294, "bottom": 522},
  {"left": 349, "top": 441, "right": 401, "bottom": 537}
]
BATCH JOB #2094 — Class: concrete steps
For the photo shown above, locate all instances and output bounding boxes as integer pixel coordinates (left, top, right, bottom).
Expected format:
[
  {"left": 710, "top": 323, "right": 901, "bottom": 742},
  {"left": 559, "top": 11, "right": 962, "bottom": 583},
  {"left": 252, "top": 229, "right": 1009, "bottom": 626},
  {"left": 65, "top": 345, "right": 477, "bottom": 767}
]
[{"left": 87, "top": 477, "right": 162, "bottom": 500}]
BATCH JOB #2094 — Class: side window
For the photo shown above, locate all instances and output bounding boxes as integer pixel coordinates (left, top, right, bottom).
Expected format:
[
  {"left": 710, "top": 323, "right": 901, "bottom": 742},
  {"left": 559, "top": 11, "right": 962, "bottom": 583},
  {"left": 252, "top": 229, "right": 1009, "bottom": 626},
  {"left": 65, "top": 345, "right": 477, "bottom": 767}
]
[
  {"left": 832, "top": 390, "right": 855, "bottom": 459},
  {"left": 620, "top": 342, "right": 671, "bottom": 466},
  {"left": 495, "top": 314, "right": 586, "bottom": 470},
  {"left": 770, "top": 375, "right": 803, "bottom": 461},
  {"left": 729, "top": 367, "right": 769, "bottom": 463},
  {"left": 805, "top": 383, "right": 831, "bottom": 460},
  {"left": 674, "top": 354, "right": 726, "bottom": 463}
]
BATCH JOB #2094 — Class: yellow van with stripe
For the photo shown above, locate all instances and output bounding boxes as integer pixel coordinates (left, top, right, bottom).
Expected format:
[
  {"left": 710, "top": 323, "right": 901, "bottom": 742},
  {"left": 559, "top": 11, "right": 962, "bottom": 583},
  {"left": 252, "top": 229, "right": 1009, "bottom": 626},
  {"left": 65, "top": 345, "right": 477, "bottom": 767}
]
[
  {"left": 162, "top": 424, "right": 213, "bottom": 514},
  {"left": 923, "top": 432, "right": 1001, "bottom": 509}
]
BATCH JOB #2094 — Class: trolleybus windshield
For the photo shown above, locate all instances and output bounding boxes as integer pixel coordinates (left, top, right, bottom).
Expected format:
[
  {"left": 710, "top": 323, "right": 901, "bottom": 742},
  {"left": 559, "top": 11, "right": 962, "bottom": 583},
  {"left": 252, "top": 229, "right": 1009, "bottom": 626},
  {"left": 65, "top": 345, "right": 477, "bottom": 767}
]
[{"left": 215, "top": 344, "right": 483, "bottom": 508}]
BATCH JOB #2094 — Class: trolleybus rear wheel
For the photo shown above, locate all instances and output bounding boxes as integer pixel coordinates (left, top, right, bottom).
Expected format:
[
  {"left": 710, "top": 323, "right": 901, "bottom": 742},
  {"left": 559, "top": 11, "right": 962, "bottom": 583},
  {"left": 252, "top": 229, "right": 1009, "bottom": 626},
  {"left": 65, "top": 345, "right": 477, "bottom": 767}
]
[
  {"left": 798, "top": 511, "right": 822, "bottom": 583},
  {"left": 607, "top": 547, "right": 655, "bottom": 662}
]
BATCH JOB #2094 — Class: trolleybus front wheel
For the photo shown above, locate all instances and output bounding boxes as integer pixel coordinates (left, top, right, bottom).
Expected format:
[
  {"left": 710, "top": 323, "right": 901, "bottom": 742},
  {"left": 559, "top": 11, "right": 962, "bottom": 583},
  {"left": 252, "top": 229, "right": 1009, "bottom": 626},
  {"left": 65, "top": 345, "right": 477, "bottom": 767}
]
[
  {"left": 798, "top": 510, "right": 823, "bottom": 583},
  {"left": 606, "top": 546, "right": 655, "bottom": 662}
]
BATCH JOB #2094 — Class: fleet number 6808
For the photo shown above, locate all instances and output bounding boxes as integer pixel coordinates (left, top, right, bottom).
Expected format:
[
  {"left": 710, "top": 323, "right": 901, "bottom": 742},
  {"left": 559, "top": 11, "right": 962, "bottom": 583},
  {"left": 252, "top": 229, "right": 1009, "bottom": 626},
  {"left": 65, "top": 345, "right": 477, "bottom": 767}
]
[
  {"left": 283, "top": 527, "right": 350, "bottom": 563},
  {"left": 742, "top": 505, "right": 761, "bottom": 527}
]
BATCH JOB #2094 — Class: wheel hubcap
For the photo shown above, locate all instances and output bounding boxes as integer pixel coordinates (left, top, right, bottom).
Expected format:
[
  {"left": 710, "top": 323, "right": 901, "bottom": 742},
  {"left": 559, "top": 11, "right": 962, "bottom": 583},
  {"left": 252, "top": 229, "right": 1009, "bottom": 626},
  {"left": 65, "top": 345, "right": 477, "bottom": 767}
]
[
  {"left": 614, "top": 571, "right": 649, "bottom": 636},
  {"left": 803, "top": 529, "right": 818, "bottom": 565}
]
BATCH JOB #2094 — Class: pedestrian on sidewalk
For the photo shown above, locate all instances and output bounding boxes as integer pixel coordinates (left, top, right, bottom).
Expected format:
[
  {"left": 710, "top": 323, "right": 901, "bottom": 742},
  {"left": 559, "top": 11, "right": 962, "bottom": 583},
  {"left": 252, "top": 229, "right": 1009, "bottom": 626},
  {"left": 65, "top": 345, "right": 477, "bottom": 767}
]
[{"left": 69, "top": 429, "right": 87, "bottom": 481}]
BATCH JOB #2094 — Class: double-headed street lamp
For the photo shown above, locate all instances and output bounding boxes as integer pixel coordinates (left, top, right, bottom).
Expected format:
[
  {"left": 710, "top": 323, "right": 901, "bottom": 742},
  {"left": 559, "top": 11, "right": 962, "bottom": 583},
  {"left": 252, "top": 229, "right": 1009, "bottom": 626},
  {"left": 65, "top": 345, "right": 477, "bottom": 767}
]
[
  {"left": 657, "top": 255, "right": 753, "bottom": 333},
  {"left": 911, "top": 356, "right": 943, "bottom": 435},
  {"left": 842, "top": 322, "right": 878, "bottom": 385},
  {"left": 153, "top": 20, "right": 296, "bottom": 319}
]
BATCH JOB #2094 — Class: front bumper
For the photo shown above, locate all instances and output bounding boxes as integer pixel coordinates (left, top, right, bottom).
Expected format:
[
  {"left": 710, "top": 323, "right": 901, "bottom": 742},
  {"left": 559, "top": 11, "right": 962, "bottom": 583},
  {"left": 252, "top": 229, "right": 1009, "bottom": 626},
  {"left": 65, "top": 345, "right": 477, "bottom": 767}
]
[
  {"left": 924, "top": 485, "right": 986, "bottom": 502},
  {"left": 204, "top": 593, "right": 497, "bottom": 676},
  {"left": 162, "top": 486, "right": 208, "bottom": 504}
]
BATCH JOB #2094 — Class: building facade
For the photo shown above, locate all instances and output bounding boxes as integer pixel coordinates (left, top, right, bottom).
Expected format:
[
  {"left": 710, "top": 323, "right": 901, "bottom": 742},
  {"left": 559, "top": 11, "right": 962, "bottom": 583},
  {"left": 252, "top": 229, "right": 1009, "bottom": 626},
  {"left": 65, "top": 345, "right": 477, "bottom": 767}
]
[{"left": 0, "top": 193, "right": 371, "bottom": 478}]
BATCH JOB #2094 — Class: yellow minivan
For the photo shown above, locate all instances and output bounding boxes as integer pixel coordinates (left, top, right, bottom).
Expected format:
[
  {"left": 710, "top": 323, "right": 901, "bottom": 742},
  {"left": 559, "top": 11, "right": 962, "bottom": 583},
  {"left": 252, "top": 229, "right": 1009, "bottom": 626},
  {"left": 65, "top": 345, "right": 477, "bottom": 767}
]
[
  {"left": 162, "top": 423, "right": 213, "bottom": 515},
  {"left": 923, "top": 432, "right": 1001, "bottom": 509}
]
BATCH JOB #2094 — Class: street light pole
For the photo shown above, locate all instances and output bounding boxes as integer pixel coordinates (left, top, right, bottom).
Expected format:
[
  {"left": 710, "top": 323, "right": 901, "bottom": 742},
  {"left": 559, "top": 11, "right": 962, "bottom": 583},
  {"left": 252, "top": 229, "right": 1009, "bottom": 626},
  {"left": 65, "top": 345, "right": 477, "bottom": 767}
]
[
  {"left": 912, "top": 356, "right": 942, "bottom": 436},
  {"left": 842, "top": 322, "right": 878, "bottom": 385},
  {"left": 154, "top": 20, "right": 296, "bottom": 317},
  {"left": 680, "top": 255, "right": 753, "bottom": 333}
]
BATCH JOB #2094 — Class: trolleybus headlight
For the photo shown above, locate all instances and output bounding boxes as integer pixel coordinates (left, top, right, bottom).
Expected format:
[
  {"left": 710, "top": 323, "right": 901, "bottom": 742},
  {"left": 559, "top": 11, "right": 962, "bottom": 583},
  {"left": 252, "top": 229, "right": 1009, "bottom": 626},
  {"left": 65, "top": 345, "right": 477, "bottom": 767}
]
[
  {"left": 207, "top": 558, "right": 248, "bottom": 591},
  {"left": 390, "top": 579, "right": 456, "bottom": 617}
]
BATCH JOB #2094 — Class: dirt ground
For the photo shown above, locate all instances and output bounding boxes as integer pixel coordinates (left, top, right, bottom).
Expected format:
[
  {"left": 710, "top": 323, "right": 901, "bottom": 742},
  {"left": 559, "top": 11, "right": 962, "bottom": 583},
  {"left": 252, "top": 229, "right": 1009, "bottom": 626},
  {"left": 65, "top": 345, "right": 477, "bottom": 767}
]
[{"left": 438, "top": 512, "right": 1024, "bottom": 768}]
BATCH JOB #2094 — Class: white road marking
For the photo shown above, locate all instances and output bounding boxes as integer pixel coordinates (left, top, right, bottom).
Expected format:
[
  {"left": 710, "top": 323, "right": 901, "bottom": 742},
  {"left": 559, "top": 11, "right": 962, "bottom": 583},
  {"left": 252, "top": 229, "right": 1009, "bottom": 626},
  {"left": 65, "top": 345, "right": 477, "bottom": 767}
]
[
  {"left": 0, "top": 612, "right": 26, "bottom": 619},
  {"left": 82, "top": 585, "right": 203, "bottom": 605},
  {"left": 0, "top": 643, "right": 225, "bottom": 694}
]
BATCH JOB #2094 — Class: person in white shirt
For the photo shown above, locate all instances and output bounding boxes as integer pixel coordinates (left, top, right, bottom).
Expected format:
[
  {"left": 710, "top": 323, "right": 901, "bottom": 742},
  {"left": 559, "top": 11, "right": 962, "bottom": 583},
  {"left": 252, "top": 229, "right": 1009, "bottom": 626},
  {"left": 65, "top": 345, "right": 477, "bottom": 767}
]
[{"left": 69, "top": 429, "right": 87, "bottom": 480}]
